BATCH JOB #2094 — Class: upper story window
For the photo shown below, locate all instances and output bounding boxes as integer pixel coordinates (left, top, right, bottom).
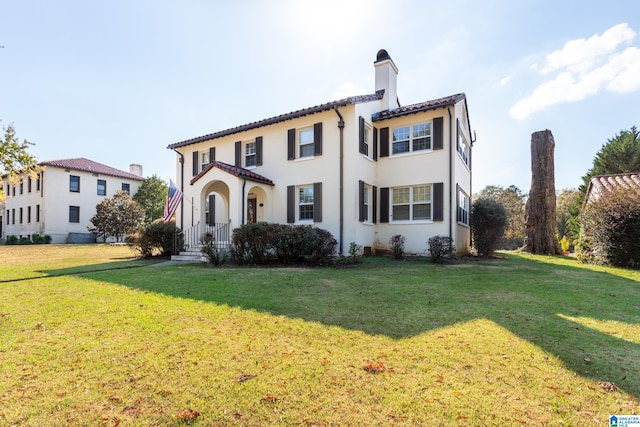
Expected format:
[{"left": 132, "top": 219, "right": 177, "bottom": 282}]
[
  {"left": 70, "top": 175, "right": 80, "bottom": 193},
  {"left": 28, "top": 177, "right": 32, "bottom": 193},
  {"left": 363, "top": 124, "right": 371, "bottom": 157},
  {"left": 201, "top": 151, "right": 210, "bottom": 172},
  {"left": 299, "top": 128, "right": 314, "bottom": 158},
  {"left": 245, "top": 141, "right": 257, "bottom": 167},
  {"left": 392, "top": 122, "right": 431, "bottom": 155},
  {"left": 288, "top": 123, "right": 322, "bottom": 160},
  {"left": 19, "top": 181, "right": 23, "bottom": 195},
  {"left": 97, "top": 179, "right": 107, "bottom": 196},
  {"left": 392, "top": 185, "right": 432, "bottom": 221},
  {"left": 458, "top": 125, "right": 470, "bottom": 166},
  {"left": 121, "top": 183, "right": 130, "bottom": 194}
]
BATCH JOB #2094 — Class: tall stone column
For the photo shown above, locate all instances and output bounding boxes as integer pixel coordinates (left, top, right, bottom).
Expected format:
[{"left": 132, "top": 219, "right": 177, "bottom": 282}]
[{"left": 522, "top": 130, "right": 562, "bottom": 255}]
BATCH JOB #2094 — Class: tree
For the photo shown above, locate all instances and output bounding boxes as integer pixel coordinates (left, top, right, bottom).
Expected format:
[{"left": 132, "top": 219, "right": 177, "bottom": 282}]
[
  {"left": 472, "top": 198, "right": 507, "bottom": 257},
  {"left": 1, "top": 123, "right": 39, "bottom": 201},
  {"left": 579, "top": 126, "right": 640, "bottom": 193},
  {"left": 475, "top": 185, "right": 526, "bottom": 249},
  {"left": 132, "top": 174, "right": 168, "bottom": 224},
  {"left": 88, "top": 190, "right": 145, "bottom": 242},
  {"left": 522, "top": 130, "right": 562, "bottom": 255},
  {"left": 556, "top": 188, "right": 581, "bottom": 244}
]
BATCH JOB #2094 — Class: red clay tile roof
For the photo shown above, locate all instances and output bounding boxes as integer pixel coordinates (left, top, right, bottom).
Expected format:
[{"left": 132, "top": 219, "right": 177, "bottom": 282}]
[
  {"left": 168, "top": 91, "right": 385, "bottom": 149},
  {"left": 190, "top": 161, "right": 274, "bottom": 186},
  {"left": 585, "top": 172, "right": 640, "bottom": 203},
  {"left": 372, "top": 93, "right": 467, "bottom": 121},
  {"left": 40, "top": 158, "right": 144, "bottom": 181}
]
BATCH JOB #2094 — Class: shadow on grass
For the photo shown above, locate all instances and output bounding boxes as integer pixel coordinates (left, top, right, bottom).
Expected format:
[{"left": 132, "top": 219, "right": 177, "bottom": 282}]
[{"left": 80, "top": 254, "right": 640, "bottom": 398}]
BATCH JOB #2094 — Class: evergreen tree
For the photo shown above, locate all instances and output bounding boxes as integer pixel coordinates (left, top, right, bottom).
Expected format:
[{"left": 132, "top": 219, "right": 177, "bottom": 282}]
[
  {"left": 88, "top": 190, "right": 145, "bottom": 242},
  {"left": 475, "top": 185, "right": 526, "bottom": 249}
]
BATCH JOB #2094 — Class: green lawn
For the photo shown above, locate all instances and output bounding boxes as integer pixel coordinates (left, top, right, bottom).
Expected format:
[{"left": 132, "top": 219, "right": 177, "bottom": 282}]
[{"left": 1, "top": 245, "right": 639, "bottom": 426}]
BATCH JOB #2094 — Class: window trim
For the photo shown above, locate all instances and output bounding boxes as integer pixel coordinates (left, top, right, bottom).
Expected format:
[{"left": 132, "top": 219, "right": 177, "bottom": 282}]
[
  {"left": 457, "top": 186, "right": 470, "bottom": 226},
  {"left": 391, "top": 184, "right": 433, "bottom": 222},
  {"left": 97, "top": 179, "right": 107, "bottom": 196},
  {"left": 391, "top": 121, "right": 432, "bottom": 156},
  {"left": 70, "top": 175, "right": 80, "bottom": 193},
  {"left": 69, "top": 205, "right": 80, "bottom": 223},
  {"left": 298, "top": 185, "right": 314, "bottom": 221},
  {"left": 245, "top": 140, "right": 257, "bottom": 168}
]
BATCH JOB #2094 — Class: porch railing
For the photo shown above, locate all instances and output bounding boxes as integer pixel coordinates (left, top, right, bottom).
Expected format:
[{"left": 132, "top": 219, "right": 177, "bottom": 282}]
[{"left": 175, "top": 222, "right": 231, "bottom": 254}]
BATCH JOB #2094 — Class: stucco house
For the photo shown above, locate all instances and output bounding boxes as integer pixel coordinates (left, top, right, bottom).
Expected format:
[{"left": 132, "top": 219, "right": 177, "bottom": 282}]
[
  {"left": 167, "top": 50, "right": 474, "bottom": 255},
  {"left": 0, "top": 158, "right": 144, "bottom": 243}
]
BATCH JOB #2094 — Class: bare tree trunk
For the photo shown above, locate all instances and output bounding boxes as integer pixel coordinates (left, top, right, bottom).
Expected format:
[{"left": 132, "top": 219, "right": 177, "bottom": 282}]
[{"left": 522, "top": 130, "right": 562, "bottom": 255}]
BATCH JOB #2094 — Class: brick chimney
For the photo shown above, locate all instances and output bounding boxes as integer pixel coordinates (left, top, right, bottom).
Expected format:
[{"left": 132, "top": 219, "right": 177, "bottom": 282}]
[{"left": 374, "top": 49, "right": 399, "bottom": 111}]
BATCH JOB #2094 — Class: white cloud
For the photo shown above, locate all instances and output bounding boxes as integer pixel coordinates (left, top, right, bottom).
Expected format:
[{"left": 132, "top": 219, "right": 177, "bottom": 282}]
[
  {"left": 510, "top": 23, "right": 640, "bottom": 120},
  {"left": 499, "top": 75, "right": 512, "bottom": 85}
]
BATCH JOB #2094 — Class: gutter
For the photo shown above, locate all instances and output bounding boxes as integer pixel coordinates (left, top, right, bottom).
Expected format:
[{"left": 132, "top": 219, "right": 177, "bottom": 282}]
[
  {"left": 448, "top": 107, "right": 453, "bottom": 245},
  {"left": 334, "top": 107, "right": 345, "bottom": 255},
  {"left": 172, "top": 148, "right": 185, "bottom": 230},
  {"left": 242, "top": 179, "right": 247, "bottom": 225}
]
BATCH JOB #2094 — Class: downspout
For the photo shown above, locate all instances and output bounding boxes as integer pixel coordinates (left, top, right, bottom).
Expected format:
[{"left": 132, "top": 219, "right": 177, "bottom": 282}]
[
  {"left": 172, "top": 148, "right": 185, "bottom": 230},
  {"left": 241, "top": 179, "right": 247, "bottom": 225},
  {"left": 447, "top": 107, "right": 453, "bottom": 245},
  {"left": 334, "top": 107, "right": 345, "bottom": 255}
]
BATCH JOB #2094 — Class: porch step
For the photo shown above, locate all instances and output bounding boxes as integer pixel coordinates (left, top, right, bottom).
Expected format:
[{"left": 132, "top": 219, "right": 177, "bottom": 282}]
[{"left": 171, "top": 246, "right": 208, "bottom": 262}]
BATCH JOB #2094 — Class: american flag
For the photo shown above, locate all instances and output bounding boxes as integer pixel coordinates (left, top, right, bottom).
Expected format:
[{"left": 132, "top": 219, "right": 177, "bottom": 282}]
[{"left": 163, "top": 179, "right": 183, "bottom": 222}]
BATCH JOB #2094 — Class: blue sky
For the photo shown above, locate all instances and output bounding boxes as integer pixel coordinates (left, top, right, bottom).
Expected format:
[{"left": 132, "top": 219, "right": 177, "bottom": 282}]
[{"left": 1, "top": 0, "right": 639, "bottom": 193}]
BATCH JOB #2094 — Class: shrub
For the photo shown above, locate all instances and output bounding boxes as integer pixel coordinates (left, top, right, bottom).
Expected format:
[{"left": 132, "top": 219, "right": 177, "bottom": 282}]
[
  {"left": 200, "top": 232, "right": 225, "bottom": 265},
  {"left": 428, "top": 235, "right": 454, "bottom": 263},
  {"left": 389, "top": 235, "right": 405, "bottom": 259},
  {"left": 5, "top": 235, "right": 18, "bottom": 245},
  {"left": 578, "top": 187, "right": 640, "bottom": 267},
  {"left": 559, "top": 235, "right": 571, "bottom": 253},
  {"left": 472, "top": 198, "right": 507, "bottom": 257},
  {"left": 230, "top": 223, "right": 337, "bottom": 265},
  {"left": 129, "top": 220, "right": 181, "bottom": 257},
  {"left": 347, "top": 242, "right": 363, "bottom": 264}
]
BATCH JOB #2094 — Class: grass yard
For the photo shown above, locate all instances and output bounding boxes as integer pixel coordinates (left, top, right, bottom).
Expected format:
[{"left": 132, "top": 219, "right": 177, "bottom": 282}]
[{"left": 1, "top": 245, "right": 639, "bottom": 426}]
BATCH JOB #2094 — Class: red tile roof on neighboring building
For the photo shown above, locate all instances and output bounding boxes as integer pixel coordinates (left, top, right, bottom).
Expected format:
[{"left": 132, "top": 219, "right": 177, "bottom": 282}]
[
  {"left": 190, "top": 161, "right": 274, "bottom": 186},
  {"left": 372, "top": 93, "right": 467, "bottom": 121},
  {"left": 585, "top": 172, "right": 640, "bottom": 203},
  {"left": 40, "top": 158, "right": 144, "bottom": 181}
]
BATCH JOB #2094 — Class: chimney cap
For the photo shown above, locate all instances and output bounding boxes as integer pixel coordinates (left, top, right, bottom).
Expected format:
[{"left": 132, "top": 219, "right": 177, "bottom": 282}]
[{"left": 376, "top": 49, "right": 391, "bottom": 62}]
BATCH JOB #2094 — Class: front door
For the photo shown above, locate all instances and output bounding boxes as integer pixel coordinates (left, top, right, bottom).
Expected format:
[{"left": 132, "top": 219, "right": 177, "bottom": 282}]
[{"left": 247, "top": 198, "right": 257, "bottom": 224}]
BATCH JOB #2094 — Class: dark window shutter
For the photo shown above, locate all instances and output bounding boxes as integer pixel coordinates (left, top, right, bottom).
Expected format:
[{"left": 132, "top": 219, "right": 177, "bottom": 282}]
[
  {"left": 380, "top": 127, "right": 389, "bottom": 157},
  {"left": 287, "top": 129, "right": 295, "bottom": 160},
  {"left": 433, "top": 182, "right": 444, "bottom": 221},
  {"left": 433, "top": 117, "right": 444, "bottom": 150},
  {"left": 256, "top": 136, "right": 263, "bottom": 166},
  {"left": 372, "top": 185, "right": 378, "bottom": 223},
  {"left": 313, "top": 182, "right": 322, "bottom": 222},
  {"left": 235, "top": 141, "right": 242, "bottom": 167},
  {"left": 192, "top": 151, "right": 198, "bottom": 176},
  {"left": 380, "top": 187, "right": 389, "bottom": 223},
  {"left": 209, "top": 147, "right": 216, "bottom": 162},
  {"left": 208, "top": 194, "right": 216, "bottom": 225},
  {"left": 314, "top": 122, "right": 323, "bottom": 156},
  {"left": 358, "top": 180, "right": 365, "bottom": 222},
  {"left": 359, "top": 116, "right": 365, "bottom": 154},
  {"left": 287, "top": 185, "right": 295, "bottom": 223},
  {"left": 455, "top": 183, "right": 460, "bottom": 222},
  {"left": 373, "top": 127, "right": 378, "bottom": 160}
]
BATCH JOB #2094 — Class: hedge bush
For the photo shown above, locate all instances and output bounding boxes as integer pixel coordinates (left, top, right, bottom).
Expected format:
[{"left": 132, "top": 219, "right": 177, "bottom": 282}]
[
  {"left": 578, "top": 187, "right": 640, "bottom": 267},
  {"left": 128, "top": 220, "right": 181, "bottom": 257},
  {"left": 428, "top": 235, "right": 454, "bottom": 263},
  {"left": 472, "top": 198, "right": 508, "bottom": 257},
  {"left": 230, "top": 222, "right": 337, "bottom": 265}
]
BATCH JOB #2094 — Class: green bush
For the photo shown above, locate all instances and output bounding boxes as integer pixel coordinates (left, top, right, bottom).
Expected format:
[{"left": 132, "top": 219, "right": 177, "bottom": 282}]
[
  {"left": 472, "top": 198, "right": 508, "bottom": 257},
  {"left": 200, "top": 232, "right": 225, "bottom": 265},
  {"left": 128, "top": 220, "right": 180, "bottom": 257},
  {"left": 428, "top": 235, "right": 454, "bottom": 263},
  {"left": 5, "top": 235, "right": 18, "bottom": 245},
  {"left": 578, "top": 187, "right": 640, "bottom": 267},
  {"left": 230, "top": 223, "right": 337, "bottom": 265}
]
